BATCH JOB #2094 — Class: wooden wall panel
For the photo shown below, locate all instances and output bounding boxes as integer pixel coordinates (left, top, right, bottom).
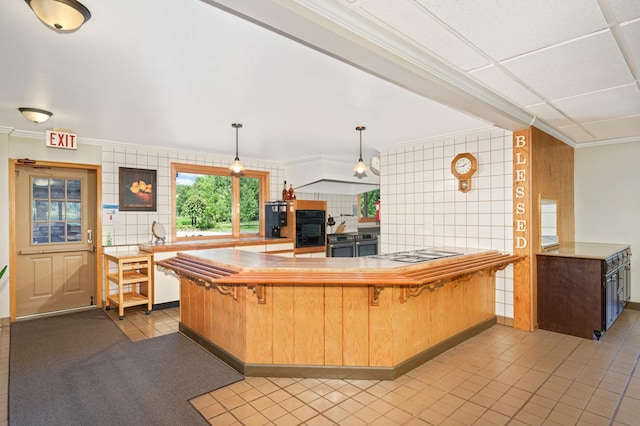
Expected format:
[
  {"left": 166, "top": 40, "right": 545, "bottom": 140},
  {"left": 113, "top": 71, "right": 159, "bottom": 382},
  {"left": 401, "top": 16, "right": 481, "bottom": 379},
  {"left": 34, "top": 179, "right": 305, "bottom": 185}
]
[
  {"left": 342, "top": 286, "right": 369, "bottom": 366},
  {"left": 179, "top": 270, "right": 497, "bottom": 370},
  {"left": 369, "top": 285, "right": 393, "bottom": 367},
  {"left": 428, "top": 281, "right": 458, "bottom": 347},
  {"left": 324, "top": 286, "right": 343, "bottom": 365},
  {"left": 407, "top": 286, "right": 430, "bottom": 357},
  {"left": 391, "top": 286, "right": 410, "bottom": 362},
  {"left": 293, "top": 285, "right": 325, "bottom": 364},
  {"left": 209, "top": 284, "right": 245, "bottom": 359},
  {"left": 513, "top": 127, "right": 574, "bottom": 331},
  {"left": 245, "top": 286, "right": 273, "bottom": 363},
  {"left": 272, "top": 285, "right": 294, "bottom": 364}
]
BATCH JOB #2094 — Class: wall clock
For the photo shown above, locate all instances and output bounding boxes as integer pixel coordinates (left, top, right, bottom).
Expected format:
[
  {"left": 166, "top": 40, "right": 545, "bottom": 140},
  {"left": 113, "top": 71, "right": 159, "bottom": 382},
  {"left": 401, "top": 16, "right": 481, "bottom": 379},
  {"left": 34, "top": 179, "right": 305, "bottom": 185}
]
[
  {"left": 451, "top": 153, "right": 477, "bottom": 192},
  {"left": 370, "top": 155, "right": 381, "bottom": 176}
]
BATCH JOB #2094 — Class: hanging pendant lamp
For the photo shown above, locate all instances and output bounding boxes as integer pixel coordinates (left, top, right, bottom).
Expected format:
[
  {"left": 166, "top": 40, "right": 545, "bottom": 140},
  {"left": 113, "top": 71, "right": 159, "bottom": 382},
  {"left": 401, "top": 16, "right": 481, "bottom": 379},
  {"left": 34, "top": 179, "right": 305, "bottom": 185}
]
[
  {"left": 229, "top": 123, "right": 245, "bottom": 174},
  {"left": 24, "top": 0, "right": 91, "bottom": 32},
  {"left": 353, "top": 125, "right": 368, "bottom": 176}
]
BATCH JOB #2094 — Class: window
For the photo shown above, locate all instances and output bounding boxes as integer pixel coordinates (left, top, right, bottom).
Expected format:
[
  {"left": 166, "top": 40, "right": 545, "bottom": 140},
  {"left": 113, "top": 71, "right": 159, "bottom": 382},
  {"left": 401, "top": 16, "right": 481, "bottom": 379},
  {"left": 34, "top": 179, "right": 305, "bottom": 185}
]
[
  {"left": 358, "top": 188, "right": 380, "bottom": 223},
  {"left": 32, "top": 177, "right": 82, "bottom": 244},
  {"left": 172, "top": 163, "right": 269, "bottom": 240}
]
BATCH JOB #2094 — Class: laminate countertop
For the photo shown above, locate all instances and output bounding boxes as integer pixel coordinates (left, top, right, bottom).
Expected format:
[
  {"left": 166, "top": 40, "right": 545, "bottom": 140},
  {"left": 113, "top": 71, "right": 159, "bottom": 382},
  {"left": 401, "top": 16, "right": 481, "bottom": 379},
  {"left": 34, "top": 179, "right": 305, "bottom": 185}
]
[
  {"left": 537, "top": 242, "right": 630, "bottom": 260},
  {"left": 138, "top": 236, "right": 294, "bottom": 253}
]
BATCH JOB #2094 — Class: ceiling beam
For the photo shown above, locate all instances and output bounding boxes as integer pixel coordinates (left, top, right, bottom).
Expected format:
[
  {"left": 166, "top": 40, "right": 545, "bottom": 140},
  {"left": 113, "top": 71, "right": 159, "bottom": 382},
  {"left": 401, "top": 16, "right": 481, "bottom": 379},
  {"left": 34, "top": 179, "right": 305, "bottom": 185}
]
[{"left": 201, "top": 0, "right": 575, "bottom": 146}]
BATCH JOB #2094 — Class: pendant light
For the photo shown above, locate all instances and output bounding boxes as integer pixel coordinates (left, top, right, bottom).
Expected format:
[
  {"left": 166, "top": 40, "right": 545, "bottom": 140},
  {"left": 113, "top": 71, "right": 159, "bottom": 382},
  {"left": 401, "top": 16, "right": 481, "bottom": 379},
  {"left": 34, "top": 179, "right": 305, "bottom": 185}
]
[
  {"left": 229, "top": 123, "right": 245, "bottom": 174},
  {"left": 353, "top": 125, "right": 368, "bottom": 176},
  {"left": 24, "top": 0, "right": 91, "bottom": 32},
  {"left": 18, "top": 107, "right": 53, "bottom": 123}
]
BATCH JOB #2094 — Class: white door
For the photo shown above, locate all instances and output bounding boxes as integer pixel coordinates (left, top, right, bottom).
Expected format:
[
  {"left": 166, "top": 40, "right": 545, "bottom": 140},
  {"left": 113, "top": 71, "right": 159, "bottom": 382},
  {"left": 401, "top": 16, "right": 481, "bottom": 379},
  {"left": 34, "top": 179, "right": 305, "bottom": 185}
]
[{"left": 15, "top": 165, "right": 97, "bottom": 317}]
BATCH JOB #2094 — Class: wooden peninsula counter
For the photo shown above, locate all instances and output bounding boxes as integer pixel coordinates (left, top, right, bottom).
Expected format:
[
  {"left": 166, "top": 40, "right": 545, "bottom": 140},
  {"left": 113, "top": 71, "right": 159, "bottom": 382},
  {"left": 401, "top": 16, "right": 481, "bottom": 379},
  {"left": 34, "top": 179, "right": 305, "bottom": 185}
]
[{"left": 157, "top": 248, "right": 523, "bottom": 379}]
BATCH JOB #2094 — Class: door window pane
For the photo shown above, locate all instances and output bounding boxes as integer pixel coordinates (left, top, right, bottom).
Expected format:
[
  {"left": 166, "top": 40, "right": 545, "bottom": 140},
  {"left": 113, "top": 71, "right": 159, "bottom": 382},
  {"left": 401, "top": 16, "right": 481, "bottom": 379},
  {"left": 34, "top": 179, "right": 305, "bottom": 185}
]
[
  {"left": 33, "top": 223, "right": 49, "bottom": 244},
  {"left": 67, "top": 180, "right": 81, "bottom": 200},
  {"left": 50, "top": 179, "right": 65, "bottom": 199},
  {"left": 67, "top": 222, "right": 82, "bottom": 242},
  {"left": 66, "top": 202, "right": 81, "bottom": 220},
  {"left": 32, "top": 200, "right": 49, "bottom": 221},
  {"left": 31, "top": 177, "right": 83, "bottom": 244},
  {"left": 51, "top": 222, "right": 66, "bottom": 243},
  {"left": 32, "top": 178, "right": 49, "bottom": 198},
  {"left": 50, "top": 201, "right": 64, "bottom": 221}
]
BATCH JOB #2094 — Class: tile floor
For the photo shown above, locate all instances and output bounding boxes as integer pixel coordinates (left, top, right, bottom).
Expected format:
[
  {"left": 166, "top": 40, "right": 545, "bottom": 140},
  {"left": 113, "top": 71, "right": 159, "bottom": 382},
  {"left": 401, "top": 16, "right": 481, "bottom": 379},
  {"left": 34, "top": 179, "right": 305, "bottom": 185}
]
[{"left": 3, "top": 307, "right": 640, "bottom": 425}]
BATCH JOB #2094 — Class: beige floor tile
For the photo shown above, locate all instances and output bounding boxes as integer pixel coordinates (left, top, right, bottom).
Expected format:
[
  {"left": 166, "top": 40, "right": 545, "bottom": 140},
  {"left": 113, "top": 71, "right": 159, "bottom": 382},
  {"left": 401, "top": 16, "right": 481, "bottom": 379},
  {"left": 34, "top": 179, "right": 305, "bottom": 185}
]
[
  {"left": 614, "top": 396, "right": 640, "bottom": 424},
  {"left": 7, "top": 309, "right": 640, "bottom": 426}
]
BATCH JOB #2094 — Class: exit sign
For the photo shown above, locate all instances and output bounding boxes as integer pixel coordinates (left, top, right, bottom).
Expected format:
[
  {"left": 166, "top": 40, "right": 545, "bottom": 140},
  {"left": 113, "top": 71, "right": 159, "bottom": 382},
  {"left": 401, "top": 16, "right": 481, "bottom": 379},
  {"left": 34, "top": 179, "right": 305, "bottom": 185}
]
[{"left": 46, "top": 130, "right": 77, "bottom": 150}]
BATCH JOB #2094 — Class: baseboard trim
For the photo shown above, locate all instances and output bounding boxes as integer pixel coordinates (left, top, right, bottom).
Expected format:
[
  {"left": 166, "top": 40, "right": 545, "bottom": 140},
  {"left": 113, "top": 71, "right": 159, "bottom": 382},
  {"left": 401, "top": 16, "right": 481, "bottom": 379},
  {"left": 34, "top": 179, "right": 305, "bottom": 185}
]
[
  {"left": 626, "top": 301, "right": 640, "bottom": 311},
  {"left": 152, "top": 301, "right": 179, "bottom": 311},
  {"left": 180, "top": 316, "right": 497, "bottom": 380}
]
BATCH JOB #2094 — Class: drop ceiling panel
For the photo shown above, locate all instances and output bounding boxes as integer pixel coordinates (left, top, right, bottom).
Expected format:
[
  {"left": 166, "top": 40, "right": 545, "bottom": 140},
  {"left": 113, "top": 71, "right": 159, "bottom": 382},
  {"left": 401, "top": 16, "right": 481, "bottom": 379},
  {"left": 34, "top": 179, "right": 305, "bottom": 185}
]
[
  {"left": 557, "top": 124, "right": 596, "bottom": 143},
  {"left": 609, "top": 0, "right": 640, "bottom": 21},
  {"left": 414, "top": 0, "right": 607, "bottom": 61},
  {"left": 357, "top": 0, "right": 489, "bottom": 71},
  {"left": 581, "top": 115, "right": 640, "bottom": 140},
  {"left": 501, "top": 31, "right": 634, "bottom": 101},
  {"left": 470, "top": 65, "right": 544, "bottom": 106},
  {"left": 621, "top": 20, "right": 640, "bottom": 65},
  {"left": 551, "top": 84, "right": 640, "bottom": 124}
]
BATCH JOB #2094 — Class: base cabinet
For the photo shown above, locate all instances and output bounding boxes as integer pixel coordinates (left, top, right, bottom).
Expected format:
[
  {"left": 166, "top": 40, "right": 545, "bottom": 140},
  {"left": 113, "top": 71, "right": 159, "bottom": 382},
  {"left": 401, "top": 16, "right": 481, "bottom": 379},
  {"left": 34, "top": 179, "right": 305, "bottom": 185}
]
[{"left": 537, "top": 243, "right": 630, "bottom": 339}]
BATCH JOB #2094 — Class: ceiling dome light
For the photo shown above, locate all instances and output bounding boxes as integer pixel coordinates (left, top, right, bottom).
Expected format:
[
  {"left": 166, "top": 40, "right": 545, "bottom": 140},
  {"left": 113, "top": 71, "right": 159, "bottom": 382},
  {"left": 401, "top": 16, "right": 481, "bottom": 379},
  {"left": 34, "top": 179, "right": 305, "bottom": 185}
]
[
  {"left": 18, "top": 107, "right": 53, "bottom": 123},
  {"left": 353, "top": 125, "right": 368, "bottom": 177},
  {"left": 229, "top": 123, "right": 245, "bottom": 174},
  {"left": 25, "top": 0, "right": 91, "bottom": 32}
]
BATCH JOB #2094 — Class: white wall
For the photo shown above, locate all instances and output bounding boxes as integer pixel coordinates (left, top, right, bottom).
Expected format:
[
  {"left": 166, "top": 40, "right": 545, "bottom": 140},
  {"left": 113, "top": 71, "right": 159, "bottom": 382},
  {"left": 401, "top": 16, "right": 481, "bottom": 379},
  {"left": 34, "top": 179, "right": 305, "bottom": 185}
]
[
  {"left": 575, "top": 141, "right": 640, "bottom": 303},
  {"left": 378, "top": 128, "right": 515, "bottom": 319},
  {"left": 0, "top": 132, "right": 9, "bottom": 318}
]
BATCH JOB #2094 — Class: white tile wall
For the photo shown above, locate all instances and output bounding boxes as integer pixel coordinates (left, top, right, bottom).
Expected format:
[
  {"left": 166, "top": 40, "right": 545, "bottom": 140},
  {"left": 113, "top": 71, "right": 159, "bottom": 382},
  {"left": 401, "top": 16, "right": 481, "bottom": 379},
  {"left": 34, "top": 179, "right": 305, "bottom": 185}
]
[
  {"left": 101, "top": 144, "right": 283, "bottom": 247},
  {"left": 379, "top": 128, "right": 515, "bottom": 319}
]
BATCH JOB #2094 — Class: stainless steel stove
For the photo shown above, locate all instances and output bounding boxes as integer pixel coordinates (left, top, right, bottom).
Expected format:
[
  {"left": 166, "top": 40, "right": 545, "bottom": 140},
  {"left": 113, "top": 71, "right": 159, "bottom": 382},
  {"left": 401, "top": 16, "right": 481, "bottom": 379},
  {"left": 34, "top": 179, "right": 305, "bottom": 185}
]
[{"left": 371, "top": 249, "right": 463, "bottom": 263}]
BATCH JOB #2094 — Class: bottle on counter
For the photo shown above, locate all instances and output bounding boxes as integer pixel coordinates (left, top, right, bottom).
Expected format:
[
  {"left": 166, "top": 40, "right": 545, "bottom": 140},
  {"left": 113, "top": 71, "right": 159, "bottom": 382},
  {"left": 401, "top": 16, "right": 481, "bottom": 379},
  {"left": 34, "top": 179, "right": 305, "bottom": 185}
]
[
  {"left": 288, "top": 183, "right": 295, "bottom": 200},
  {"left": 282, "top": 180, "right": 288, "bottom": 200}
]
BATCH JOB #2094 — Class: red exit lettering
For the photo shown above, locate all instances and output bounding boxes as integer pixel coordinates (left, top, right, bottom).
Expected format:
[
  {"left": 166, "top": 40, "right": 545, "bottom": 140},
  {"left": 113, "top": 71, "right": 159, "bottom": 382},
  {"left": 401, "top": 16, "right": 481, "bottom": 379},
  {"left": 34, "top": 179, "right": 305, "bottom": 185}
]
[{"left": 46, "top": 130, "right": 78, "bottom": 150}]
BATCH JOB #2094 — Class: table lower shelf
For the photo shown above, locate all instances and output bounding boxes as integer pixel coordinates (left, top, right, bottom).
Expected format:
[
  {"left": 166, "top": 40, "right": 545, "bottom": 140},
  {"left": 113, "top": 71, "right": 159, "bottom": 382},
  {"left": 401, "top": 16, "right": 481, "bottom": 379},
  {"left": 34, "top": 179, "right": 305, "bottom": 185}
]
[{"left": 106, "top": 291, "right": 152, "bottom": 319}]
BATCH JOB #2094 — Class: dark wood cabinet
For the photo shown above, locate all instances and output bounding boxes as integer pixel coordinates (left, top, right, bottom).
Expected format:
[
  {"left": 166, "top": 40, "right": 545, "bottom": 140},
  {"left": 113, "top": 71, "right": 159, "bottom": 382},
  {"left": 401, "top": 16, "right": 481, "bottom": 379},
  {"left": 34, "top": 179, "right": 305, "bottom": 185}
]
[{"left": 537, "top": 243, "right": 631, "bottom": 340}]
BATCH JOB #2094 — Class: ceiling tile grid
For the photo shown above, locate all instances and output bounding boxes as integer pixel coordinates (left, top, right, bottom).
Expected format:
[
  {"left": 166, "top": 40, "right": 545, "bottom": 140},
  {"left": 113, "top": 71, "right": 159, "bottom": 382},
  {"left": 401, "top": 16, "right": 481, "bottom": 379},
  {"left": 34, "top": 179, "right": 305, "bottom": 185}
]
[
  {"left": 412, "top": 0, "right": 608, "bottom": 61},
  {"left": 499, "top": 31, "right": 634, "bottom": 101},
  {"left": 2, "top": 0, "right": 639, "bottom": 161},
  {"left": 314, "top": 0, "right": 640, "bottom": 144},
  {"left": 356, "top": 0, "right": 490, "bottom": 71}
]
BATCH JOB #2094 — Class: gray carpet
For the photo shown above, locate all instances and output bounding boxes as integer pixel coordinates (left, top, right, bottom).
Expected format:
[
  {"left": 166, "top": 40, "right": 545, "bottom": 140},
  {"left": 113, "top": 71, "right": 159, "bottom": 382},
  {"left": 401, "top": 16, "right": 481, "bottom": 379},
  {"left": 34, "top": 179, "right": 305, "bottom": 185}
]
[{"left": 9, "top": 309, "right": 244, "bottom": 425}]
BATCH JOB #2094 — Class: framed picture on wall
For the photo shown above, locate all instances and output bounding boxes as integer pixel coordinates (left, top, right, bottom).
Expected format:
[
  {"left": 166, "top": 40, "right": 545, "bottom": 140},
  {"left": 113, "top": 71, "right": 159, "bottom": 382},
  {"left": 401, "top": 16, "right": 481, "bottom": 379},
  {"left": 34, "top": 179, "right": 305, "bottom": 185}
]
[{"left": 119, "top": 167, "right": 157, "bottom": 211}]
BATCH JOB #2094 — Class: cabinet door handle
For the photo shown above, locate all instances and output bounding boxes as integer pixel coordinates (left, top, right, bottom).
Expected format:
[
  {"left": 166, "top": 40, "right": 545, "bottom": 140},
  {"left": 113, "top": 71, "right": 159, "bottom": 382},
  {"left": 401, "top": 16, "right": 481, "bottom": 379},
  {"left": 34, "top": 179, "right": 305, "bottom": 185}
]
[{"left": 87, "top": 229, "right": 93, "bottom": 244}]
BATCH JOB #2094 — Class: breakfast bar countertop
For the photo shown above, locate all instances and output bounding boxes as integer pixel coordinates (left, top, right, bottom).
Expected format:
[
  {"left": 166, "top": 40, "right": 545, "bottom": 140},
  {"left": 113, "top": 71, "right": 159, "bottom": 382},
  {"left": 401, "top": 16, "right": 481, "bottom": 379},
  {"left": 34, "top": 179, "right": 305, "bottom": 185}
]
[{"left": 156, "top": 247, "right": 525, "bottom": 286}]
